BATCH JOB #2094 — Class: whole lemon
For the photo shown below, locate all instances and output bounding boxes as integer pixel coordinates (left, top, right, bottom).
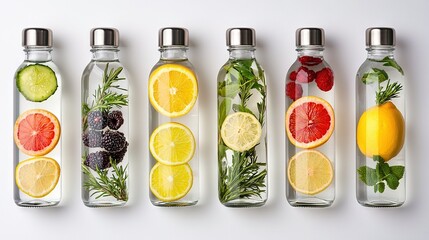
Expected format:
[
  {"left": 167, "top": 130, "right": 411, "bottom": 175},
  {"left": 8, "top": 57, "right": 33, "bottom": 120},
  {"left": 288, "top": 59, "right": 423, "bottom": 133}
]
[{"left": 357, "top": 101, "right": 405, "bottom": 161}]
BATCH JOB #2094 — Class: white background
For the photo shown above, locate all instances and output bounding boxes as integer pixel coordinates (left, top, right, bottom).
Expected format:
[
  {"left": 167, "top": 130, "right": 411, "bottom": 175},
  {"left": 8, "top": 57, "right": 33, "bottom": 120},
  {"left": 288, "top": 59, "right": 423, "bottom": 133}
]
[{"left": 0, "top": 0, "right": 428, "bottom": 239}]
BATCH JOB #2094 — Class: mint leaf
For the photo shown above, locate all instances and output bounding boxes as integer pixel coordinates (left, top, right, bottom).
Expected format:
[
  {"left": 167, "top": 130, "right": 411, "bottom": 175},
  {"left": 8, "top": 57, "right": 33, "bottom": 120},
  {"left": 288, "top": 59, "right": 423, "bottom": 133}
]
[
  {"left": 380, "top": 162, "right": 391, "bottom": 176},
  {"left": 386, "top": 174, "right": 400, "bottom": 190},
  {"left": 218, "top": 98, "right": 231, "bottom": 128},
  {"left": 362, "top": 68, "right": 388, "bottom": 84},
  {"left": 358, "top": 166, "right": 378, "bottom": 186},
  {"left": 374, "top": 182, "right": 385, "bottom": 193},
  {"left": 232, "top": 104, "right": 254, "bottom": 115},
  {"left": 373, "top": 155, "right": 384, "bottom": 162},
  {"left": 376, "top": 163, "right": 385, "bottom": 180},
  {"left": 390, "top": 165, "right": 405, "bottom": 179},
  {"left": 375, "top": 56, "right": 404, "bottom": 75},
  {"left": 218, "top": 83, "right": 240, "bottom": 98}
]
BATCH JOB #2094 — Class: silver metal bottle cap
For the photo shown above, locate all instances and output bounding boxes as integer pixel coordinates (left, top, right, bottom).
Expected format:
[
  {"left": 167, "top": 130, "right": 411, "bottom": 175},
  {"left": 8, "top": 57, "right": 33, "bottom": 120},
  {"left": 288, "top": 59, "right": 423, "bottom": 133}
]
[
  {"left": 159, "top": 27, "right": 189, "bottom": 47},
  {"left": 226, "top": 28, "right": 255, "bottom": 47},
  {"left": 366, "top": 27, "right": 395, "bottom": 46},
  {"left": 22, "top": 28, "right": 52, "bottom": 47},
  {"left": 91, "top": 28, "right": 119, "bottom": 47},
  {"left": 296, "top": 28, "right": 324, "bottom": 47}
]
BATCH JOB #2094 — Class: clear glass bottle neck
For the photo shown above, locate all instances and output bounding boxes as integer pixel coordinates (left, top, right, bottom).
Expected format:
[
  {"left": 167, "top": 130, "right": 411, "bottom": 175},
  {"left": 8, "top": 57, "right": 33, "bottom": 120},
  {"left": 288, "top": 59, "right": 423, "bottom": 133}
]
[
  {"left": 296, "top": 47, "right": 324, "bottom": 57},
  {"left": 367, "top": 46, "right": 395, "bottom": 60},
  {"left": 160, "top": 47, "right": 188, "bottom": 60},
  {"left": 24, "top": 47, "right": 52, "bottom": 62},
  {"left": 91, "top": 47, "right": 119, "bottom": 61},
  {"left": 228, "top": 46, "right": 255, "bottom": 59}
]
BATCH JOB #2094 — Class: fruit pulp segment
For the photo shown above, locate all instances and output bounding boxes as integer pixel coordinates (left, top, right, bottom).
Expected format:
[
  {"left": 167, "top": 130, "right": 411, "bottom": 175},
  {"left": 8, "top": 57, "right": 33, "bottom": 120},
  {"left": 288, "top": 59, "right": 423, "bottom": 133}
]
[
  {"left": 17, "top": 113, "right": 56, "bottom": 151},
  {"left": 150, "top": 163, "right": 193, "bottom": 202},
  {"left": 289, "top": 102, "right": 332, "bottom": 144}
]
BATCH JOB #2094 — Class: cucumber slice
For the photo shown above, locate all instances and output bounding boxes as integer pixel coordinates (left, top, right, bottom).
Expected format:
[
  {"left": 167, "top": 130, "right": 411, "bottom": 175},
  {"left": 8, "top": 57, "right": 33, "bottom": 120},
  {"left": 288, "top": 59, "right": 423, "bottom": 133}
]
[{"left": 17, "top": 64, "right": 58, "bottom": 102}]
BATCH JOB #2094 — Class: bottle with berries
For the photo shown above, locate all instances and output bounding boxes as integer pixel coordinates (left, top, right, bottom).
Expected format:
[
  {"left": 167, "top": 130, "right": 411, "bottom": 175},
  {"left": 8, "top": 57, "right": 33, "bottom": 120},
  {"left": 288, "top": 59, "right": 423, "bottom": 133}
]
[
  {"left": 285, "top": 28, "right": 335, "bottom": 207},
  {"left": 14, "top": 28, "right": 62, "bottom": 207},
  {"left": 148, "top": 27, "right": 199, "bottom": 206},
  {"left": 356, "top": 28, "right": 405, "bottom": 207},
  {"left": 217, "top": 28, "right": 268, "bottom": 207},
  {"left": 81, "top": 28, "right": 129, "bottom": 207}
]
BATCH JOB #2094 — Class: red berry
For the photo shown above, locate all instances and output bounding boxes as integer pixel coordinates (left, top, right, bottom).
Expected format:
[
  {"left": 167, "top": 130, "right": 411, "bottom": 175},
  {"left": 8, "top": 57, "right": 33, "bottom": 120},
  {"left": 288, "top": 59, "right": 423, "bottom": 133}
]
[
  {"left": 299, "top": 56, "right": 323, "bottom": 66},
  {"left": 296, "top": 66, "right": 315, "bottom": 83},
  {"left": 286, "top": 82, "right": 303, "bottom": 101},
  {"left": 289, "top": 71, "right": 297, "bottom": 81},
  {"left": 315, "top": 67, "right": 334, "bottom": 91}
]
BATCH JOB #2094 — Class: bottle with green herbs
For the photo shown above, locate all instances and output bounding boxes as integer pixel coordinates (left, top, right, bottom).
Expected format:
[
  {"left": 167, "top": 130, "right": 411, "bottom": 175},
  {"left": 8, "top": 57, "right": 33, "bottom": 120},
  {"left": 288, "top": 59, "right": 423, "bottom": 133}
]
[
  {"left": 81, "top": 28, "right": 129, "bottom": 207},
  {"left": 14, "top": 28, "right": 62, "bottom": 207},
  {"left": 285, "top": 28, "right": 335, "bottom": 207},
  {"left": 217, "top": 28, "right": 267, "bottom": 207},
  {"left": 148, "top": 27, "right": 199, "bottom": 206},
  {"left": 356, "top": 28, "right": 405, "bottom": 207}
]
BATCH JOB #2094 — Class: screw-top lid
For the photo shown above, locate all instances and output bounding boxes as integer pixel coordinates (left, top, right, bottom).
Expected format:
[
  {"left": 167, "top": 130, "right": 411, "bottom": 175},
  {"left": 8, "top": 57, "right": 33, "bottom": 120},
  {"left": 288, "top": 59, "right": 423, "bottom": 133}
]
[
  {"left": 226, "top": 28, "right": 255, "bottom": 47},
  {"left": 91, "top": 28, "right": 119, "bottom": 47},
  {"left": 159, "top": 27, "right": 189, "bottom": 47},
  {"left": 22, "top": 28, "right": 52, "bottom": 47},
  {"left": 366, "top": 27, "right": 395, "bottom": 46},
  {"left": 296, "top": 28, "right": 324, "bottom": 47}
]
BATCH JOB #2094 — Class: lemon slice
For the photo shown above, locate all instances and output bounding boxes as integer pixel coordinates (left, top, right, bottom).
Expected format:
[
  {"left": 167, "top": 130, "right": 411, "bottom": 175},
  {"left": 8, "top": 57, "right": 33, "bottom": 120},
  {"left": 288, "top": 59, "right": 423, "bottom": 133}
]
[
  {"left": 287, "top": 150, "right": 333, "bottom": 195},
  {"left": 220, "top": 112, "right": 262, "bottom": 152},
  {"left": 150, "top": 163, "right": 193, "bottom": 202},
  {"left": 16, "top": 157, "right": 60, "bottom": 198},
  {"left": 150, "top": 122, "right": 195, "bottom": 166},
  {"left": 149, "top": 64, "right": 198, "bottom": 118}
]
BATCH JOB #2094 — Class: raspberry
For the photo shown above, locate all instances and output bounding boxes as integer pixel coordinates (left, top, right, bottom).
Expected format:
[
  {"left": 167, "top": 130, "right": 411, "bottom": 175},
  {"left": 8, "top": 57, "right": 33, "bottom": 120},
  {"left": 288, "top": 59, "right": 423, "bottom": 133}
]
[
  {"left": 315, "top": 67, "right": 334, "bottom": 92},
  {"left": 296, "top": 66, "right": 315, "bottom": 83},
  {"left": 286, "top": 82, "right": 303, "bottom": 101},
  {"left": 289, "top": 71, "right": 297, "bottom": 81},
  {"left": 299, "top": 56, "right": 323, "bottom": 66}
]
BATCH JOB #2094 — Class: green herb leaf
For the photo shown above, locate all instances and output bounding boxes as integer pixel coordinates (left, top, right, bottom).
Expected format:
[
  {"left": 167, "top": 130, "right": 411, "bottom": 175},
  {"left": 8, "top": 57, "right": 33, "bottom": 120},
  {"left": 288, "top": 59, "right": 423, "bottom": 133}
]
[
  {"left": 232, "top": 104, "right": 254, "bottom": 115},
  {"left": 380, "top": 162, "right": 391, "bottom": 176},
  {"left": 362, "top": 68, "right": 388, "bottom": 84},
  {"left": 386, "top": 174, "right": 400, "bottom": 190},
  {"left": 373, "top": 155, "right": 384, "bottom": 162},
  {"left": 357, "top": 166, "right": 378, "bottom": 186},
  {"left": 218, "top": 98, "right": 231, "bottom": 128},
  {"left": 374, "top": 56, "right": 404, "bottom": 75},
  {"left": 218, "top": 83, "right": 240, "bottom": 98},
  {"left": 390, "top": 165, "right": 405, "bottom": 179},
  {"left": 374, "top": 182, "right": 385, "bottom": 193},
  {"left": 376, "top": 79, "right": 403, "bottom": 105}
]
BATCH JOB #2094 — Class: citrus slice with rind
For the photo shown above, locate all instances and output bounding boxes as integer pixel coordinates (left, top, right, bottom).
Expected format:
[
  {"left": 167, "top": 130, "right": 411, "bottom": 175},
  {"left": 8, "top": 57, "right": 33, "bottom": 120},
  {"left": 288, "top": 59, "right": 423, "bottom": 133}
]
[
  {"left": 14, "top": 109, "right": 61, "bottom": 156},
  {"left": 16, "top": 157, "right": 61, "bottom": 198},
  {"left": 285, "top": 96, "right": 334, "bottom": 149},
  {"left": 287, "top": 150, "right": 333, "bottom": 195},
  {"left": 150, "top": 163, "right": 193, "bottom": 202},
  {"left": 220, "top": 112, "right": 262, "bottom": 152},
  {"left": 149, "top": 64, "right": 198, "bottom": 118},
  {"left": 150, "top": 122, "right": 195, "bottom": 166}
]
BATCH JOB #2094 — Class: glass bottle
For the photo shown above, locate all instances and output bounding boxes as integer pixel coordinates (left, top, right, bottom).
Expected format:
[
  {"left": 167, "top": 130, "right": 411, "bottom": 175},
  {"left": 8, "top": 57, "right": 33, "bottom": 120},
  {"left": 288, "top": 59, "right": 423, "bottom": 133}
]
[
  {"left": 81, "top": 28, "right": 129, "bottom": 207},
  {"left": 356, "top": 28, "right": 405, "bottom": 207},
  {"left": 148, "top": 27, "right": 199, "bottom": 206},
  {"left": 217, "top": 28, "right": 268, "bottom": 207},
  {"left": 285, "top": 28, "right": 335, "bottom": 207},
  {"left": 13, "top": 28, "right": 62, "bottom": 207}
]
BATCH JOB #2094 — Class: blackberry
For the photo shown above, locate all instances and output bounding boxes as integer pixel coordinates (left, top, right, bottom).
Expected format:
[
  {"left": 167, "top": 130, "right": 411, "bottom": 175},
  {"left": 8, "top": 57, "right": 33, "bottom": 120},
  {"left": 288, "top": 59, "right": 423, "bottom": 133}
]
[
  {"left": 84, "top": 151, "right": 111, "bottom": 170},
  {"left": 107, "top": 110, "right": 124, "bottom": 130},
  {"left": 87, "top": 110, "right": 108, "bottom": 130},
  {"left": 110, "top": 141, "right": 128, "bottom": 164},
  {"left": 102, "top": 130, "right": 126, "bottom": 152},
  {"left": 82, "top": 130, "right": 103, "bottom": 148}
]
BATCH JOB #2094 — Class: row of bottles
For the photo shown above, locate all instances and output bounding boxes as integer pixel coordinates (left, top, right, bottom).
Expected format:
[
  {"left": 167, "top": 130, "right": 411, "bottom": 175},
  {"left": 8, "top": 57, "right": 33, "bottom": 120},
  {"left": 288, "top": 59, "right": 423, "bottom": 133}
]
[{"left": 13, "top": 27, "right": 406, "bottom": 208}]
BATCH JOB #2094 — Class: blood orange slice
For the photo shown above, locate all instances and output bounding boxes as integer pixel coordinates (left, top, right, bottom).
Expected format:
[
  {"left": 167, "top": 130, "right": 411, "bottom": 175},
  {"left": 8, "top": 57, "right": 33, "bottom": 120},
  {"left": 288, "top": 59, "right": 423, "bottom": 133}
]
[
  {"left": 14, "top": 109, "right": 61, "bottom": 156},
  {"left": 285, "top": 96, "right": 334, "bottom": 149}
]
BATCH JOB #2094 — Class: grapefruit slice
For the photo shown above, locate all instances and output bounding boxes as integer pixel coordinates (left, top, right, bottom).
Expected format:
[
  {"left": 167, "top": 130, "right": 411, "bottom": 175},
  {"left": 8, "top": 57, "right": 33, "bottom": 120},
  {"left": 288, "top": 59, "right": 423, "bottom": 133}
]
[
  {"left": 14, "top": 109, "right": 61, "bottom": 156},
  {"left": 285, "top": 96, "right": 334, "bottom": 149}
]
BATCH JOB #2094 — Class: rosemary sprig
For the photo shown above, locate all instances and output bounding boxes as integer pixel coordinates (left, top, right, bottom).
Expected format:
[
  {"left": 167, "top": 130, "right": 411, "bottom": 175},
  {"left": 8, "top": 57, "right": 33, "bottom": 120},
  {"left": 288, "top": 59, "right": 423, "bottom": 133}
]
[
  {"left": 218, "top": 59, "right": 267, "bottom": 202},
  {"left": 376, "top": 79, "right": 403, "bottom": 105},
  {"left": 82, "top": 157, "right": 129, "bottom": 201},
  {"left": 82, "top": 63, "right": 128, "bottom": 130}
]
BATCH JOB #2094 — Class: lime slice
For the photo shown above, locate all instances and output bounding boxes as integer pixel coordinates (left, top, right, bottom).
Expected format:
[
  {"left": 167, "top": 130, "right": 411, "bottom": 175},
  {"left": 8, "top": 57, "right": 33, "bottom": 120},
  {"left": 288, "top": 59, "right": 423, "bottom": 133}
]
[{"left": 17, "top": 64, "right": 58, "bottom": 102}]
